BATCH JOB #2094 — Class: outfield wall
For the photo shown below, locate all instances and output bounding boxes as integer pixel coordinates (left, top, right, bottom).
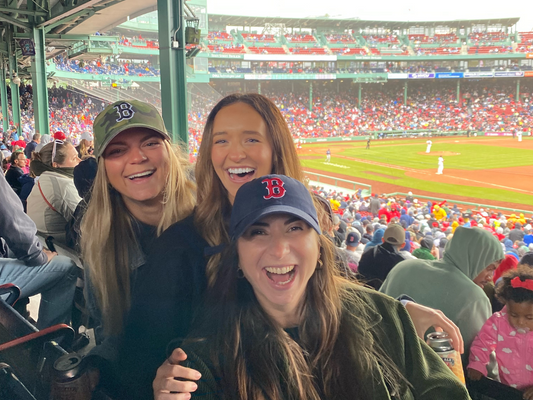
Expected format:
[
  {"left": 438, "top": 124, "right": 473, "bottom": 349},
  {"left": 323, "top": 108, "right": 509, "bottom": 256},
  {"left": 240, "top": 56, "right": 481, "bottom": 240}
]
[{"left": 298, "top": 130, "right": 463, "bottom": 143}]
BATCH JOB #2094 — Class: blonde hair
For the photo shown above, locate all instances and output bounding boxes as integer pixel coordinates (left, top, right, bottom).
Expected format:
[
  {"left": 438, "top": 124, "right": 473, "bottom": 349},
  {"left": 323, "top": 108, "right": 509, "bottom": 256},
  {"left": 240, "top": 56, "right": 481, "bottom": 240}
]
[
  {"left": 78, "top": 139, "right": 90, "bottom": 158},
  {"left": 80, "top": 141, "right": 196, "bottom": 335},
  {"left": 195, "top": 93, "right": 304, "bottom": 285}
]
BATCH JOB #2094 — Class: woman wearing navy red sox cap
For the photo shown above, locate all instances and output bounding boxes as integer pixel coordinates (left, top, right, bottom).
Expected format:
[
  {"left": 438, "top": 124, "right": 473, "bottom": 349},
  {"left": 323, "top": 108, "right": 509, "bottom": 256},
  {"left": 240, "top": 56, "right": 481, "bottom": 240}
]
[{"left": 161, "top": 175, "right": 470, "bottom": 399}]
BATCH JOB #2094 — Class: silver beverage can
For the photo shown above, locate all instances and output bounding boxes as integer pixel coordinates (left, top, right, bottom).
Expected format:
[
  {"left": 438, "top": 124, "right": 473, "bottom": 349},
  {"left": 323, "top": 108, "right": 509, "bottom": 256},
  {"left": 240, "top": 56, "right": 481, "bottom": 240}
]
[{"left": 426, "top": 331, "right": 465, "bottom": 384}]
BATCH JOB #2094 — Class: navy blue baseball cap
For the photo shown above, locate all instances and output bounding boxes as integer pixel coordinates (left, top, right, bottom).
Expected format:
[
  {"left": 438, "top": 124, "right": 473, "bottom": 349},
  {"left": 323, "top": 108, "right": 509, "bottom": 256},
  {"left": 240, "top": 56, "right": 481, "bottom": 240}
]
[{"left": 230, "top": 174, "right": 321, "bottom": 241}]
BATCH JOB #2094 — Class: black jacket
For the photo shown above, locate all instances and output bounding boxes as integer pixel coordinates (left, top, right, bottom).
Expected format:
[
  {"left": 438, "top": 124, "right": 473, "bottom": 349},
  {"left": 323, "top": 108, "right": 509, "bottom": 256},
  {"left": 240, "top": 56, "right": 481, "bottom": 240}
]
[
  {"left": 118, "top": 213, "right": 208, "bottom": 400},
  {"left": 357, "top": 242, "right": 406, "bottom": 290},
  {"left": 5, "top": 166, "right": 24, "bottom": 194}
]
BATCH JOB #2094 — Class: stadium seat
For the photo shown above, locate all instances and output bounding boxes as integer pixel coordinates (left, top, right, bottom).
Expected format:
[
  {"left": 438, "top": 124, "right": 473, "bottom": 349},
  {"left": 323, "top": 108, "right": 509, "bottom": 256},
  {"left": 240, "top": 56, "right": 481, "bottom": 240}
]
[{"left": 0, "top": 296, "right": 74, "bottom": 399}]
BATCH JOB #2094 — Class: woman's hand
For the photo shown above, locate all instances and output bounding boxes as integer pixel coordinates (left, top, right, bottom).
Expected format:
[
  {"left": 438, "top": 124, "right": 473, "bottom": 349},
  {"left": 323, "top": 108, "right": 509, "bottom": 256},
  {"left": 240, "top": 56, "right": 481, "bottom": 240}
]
[
  {"left": 467, "top": 368, "right": 483, "bottom": 381},
  {"left": 153, "top": 348, "right": 202, "bottom": 400},
  {"left": 404, "top": 301, "right": 464, "bottom": 354}
]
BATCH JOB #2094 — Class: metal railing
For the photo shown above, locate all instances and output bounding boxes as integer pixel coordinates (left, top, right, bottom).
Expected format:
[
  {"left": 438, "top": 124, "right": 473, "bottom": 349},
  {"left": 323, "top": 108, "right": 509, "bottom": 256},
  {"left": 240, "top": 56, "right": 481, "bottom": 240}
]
[
  {"left": 385, "top": 192, "right": 533, "bottom": 215},
  {"left": 304, "top": 171, "right": 372, "bottom": 192}
]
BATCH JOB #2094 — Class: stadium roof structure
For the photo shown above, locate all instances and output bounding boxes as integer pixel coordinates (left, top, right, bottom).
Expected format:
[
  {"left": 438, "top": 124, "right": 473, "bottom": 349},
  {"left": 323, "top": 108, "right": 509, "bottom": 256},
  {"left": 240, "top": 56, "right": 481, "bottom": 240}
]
[
  {"left": 0, "top": 0, "right": 157, "bottom": 35},
  {"left": 208, "top": 14, "right": 520, "bottom": 30}
]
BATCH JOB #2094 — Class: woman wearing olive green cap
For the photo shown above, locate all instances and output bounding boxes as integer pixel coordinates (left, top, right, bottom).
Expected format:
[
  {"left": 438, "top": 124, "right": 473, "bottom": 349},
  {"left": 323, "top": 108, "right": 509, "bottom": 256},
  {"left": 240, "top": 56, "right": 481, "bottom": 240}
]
[{"left": 80, "top": 100, "right": 196, "bottom": 350}]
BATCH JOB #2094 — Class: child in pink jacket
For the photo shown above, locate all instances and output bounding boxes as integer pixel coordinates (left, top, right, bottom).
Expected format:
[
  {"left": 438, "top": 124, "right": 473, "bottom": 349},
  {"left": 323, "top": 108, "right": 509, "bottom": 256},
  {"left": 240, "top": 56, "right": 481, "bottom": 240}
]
[{"left": 468, "top": 267, "right": 533, "bottom": 399}]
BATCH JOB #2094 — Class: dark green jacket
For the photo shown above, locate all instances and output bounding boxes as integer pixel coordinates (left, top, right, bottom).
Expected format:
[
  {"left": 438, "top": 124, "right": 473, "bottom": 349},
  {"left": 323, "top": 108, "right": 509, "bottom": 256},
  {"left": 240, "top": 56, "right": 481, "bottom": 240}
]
[{"left": 181, "top": 287, "right": 471, "bottom": 400}]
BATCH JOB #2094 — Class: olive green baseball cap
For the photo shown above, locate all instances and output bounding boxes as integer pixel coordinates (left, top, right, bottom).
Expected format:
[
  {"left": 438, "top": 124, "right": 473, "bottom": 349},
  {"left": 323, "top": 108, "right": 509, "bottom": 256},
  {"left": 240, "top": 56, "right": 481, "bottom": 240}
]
[{"left": 93, "top": 100, "right": 170, "bottom": 158}]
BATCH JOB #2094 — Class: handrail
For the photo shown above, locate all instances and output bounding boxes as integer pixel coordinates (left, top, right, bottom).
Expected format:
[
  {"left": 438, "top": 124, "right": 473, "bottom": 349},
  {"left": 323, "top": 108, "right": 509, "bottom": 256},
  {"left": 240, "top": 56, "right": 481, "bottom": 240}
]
[
  {"left": 384, "top": 192, "right": 533, "bottom": 215},
  {"left": 304, "top": 170, "right": 372, "bottom": 191}
]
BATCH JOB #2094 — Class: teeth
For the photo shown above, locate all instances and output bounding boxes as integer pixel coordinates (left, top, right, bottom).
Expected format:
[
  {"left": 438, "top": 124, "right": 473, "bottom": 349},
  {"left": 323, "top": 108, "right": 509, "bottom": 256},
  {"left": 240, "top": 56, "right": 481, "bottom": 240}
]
[
  {"left": 228, "top": 167, "right": 255, "bottom": 174},
  {"left": 128, "top": 170, "right": 154, "bottom": 179},
  {"left": 265, "top": 265, "right": 295, "bottom": 274}
]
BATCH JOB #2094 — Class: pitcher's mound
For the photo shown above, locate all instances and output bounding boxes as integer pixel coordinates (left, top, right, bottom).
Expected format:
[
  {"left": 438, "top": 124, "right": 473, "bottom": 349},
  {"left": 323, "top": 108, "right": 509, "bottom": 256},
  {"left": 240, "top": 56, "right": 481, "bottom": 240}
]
[{"left": 418, "top": 151, "right": 460, "bottom": 156}]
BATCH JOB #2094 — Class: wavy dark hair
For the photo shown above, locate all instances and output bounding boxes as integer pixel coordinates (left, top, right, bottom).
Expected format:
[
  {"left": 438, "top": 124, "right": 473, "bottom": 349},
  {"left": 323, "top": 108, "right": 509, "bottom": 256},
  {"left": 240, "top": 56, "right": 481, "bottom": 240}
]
[
  {"left": 184, "top": 234, "right": 406, "bottom": 399},
  {"left": 194, "top": 93, "right": 305, "bottom": 286}
]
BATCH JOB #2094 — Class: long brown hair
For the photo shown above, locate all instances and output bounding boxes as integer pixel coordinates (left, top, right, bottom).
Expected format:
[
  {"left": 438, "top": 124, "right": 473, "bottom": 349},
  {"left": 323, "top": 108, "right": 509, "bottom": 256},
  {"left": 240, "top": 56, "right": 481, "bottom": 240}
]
[
  {"left": 195, "top": 93, "right": 305, "bottom": 285},
  {"left": 80, "top": 141, "right": 196, "bottom": 335},
  {"left": 185, "top": 235, "right": 405, "bottom": 399}
]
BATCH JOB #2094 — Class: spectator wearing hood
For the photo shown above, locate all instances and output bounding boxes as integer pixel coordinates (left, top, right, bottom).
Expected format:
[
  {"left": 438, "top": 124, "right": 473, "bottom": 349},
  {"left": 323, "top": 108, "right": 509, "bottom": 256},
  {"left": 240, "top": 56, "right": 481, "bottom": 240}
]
[
  {"left": 358, "top": 224, "right": 406, "bottom": 290},
  {"left": 437, "top": 238, "right": 448, "bottom": 259},
  {"left": 378, "top": 205, "right": 392, "bottom": 223},
  {"left": 381, "top": 227, "right": 504, "bottom": 358},
  {"left": 364, "top": 228, "right": 384, "bottom": 251},
  {"left": 508, "top": 222, "right": 525, "bottom": 243},
  {"left": 412, "top": 238, "right": 436, "bottom": 260},
  {"left": 524, "top": 227, "right": 533, "bottom": 246},
  {"left": 400, "top": 209, "right": 414, "bottom": 227}
]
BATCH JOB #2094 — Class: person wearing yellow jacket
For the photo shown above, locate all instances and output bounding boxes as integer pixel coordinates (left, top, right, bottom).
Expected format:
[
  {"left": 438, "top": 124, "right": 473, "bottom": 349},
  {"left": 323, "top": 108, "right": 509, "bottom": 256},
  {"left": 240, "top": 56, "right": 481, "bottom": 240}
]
[{"left": 433, "top": 205, "right": 447, "bottom": 221}]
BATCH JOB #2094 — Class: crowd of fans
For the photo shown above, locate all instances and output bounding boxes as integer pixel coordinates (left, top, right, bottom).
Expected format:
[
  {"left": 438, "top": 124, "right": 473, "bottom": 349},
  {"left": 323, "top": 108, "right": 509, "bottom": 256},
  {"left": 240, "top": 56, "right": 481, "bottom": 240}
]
[
  {"left": 2, "top": 82, "right": 533, "bottom": 399},
  {"left": 54, "top": 55, "right": 159, "bottom": 77},
  {"left": 315, "top": 186, "right": 533, "bottom": 397}
]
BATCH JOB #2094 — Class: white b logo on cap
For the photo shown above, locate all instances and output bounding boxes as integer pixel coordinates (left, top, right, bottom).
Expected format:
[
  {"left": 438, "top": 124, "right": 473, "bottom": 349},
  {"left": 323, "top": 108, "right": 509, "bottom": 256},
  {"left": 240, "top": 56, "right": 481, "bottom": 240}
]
[{"left": 114, "top": 103, "right": 135, "bottom": 122}]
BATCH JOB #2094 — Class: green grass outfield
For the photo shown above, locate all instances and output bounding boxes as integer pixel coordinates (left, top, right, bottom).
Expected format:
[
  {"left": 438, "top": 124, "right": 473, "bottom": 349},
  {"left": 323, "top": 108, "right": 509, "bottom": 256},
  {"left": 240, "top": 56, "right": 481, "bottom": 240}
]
[{"left": 300, "top": 137, "right": 533, "bottom": 207}]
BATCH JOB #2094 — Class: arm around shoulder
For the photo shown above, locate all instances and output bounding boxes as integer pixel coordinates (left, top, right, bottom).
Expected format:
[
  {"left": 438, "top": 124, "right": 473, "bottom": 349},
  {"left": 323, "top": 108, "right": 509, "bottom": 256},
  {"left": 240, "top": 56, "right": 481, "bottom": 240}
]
[{"left": 386, "top": 297, "right": 470, "bottom": 400}]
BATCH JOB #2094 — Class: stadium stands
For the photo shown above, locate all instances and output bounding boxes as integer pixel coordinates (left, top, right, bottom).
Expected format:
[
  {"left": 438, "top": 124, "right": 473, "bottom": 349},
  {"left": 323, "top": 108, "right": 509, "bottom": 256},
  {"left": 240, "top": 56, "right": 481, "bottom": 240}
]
[
  {"left": 285, "top": 33, "right": 316, "bottom": 43},
  {"left": 248, "top": 46, "right": 286, "bottom": 54},
  {"left": 207, "top": 44, "right": 245, "bottom": 54},
  {"left": 325, "top": 33, "right": 356, "bottom": 44},
  {"left": 363, "top": 34, "right": 400, "bottom": 45},
  {"left": 289, "top": 47, "right": 328, "bottom": 55},
  {"left": 467, "top": 45, "right": 513, "bottom": 54},
  {"left": 241, "top": 33, "right": 276, "bottom": 42},
  {"left": 332, "top": 47, "right": 368, "bottom": 55}
]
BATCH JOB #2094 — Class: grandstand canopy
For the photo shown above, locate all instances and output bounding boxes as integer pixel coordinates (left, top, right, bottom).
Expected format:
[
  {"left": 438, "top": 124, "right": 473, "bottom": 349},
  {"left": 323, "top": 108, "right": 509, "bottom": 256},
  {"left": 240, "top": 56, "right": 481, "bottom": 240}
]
[
  {"left": 0, "top": 0, "right": 156, "bottom": 36},
  {"left": 208, "top": 14, "right": 520, "bottom": 30}
]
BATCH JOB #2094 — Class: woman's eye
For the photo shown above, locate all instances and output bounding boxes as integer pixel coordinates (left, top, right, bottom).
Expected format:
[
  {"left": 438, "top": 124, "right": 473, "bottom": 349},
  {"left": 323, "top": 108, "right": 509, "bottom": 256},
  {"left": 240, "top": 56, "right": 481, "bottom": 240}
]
[
  {"left": 249, "top": 229, "right": 266, "bottom": 236},
  {"left": 213, "top": 139, "right": 226, "bottom": 145},
  {"left": 107, "top": 148, "right": 123, "bottom": 155}
]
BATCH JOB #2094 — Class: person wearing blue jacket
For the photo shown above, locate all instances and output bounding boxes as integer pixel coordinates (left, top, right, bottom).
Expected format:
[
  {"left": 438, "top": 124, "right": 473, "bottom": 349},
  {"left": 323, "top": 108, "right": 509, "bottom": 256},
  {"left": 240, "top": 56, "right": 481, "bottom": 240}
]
[{"left": 0, "top": 173, "right": 78, "bottom": 329}]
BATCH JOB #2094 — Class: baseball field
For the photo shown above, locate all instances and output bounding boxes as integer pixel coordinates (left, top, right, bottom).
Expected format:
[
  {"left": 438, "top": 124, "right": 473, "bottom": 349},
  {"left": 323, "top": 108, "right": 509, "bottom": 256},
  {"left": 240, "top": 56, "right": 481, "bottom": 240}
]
[{"left": 299, "top": 136, "right": 533, "bottom": 211}]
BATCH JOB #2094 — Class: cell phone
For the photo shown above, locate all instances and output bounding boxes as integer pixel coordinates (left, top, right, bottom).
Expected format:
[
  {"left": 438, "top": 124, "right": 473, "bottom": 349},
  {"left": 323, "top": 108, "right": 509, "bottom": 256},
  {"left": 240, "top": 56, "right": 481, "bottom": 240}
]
[{"left": 45, "top": 236, "right": 56, "bottom": 253}]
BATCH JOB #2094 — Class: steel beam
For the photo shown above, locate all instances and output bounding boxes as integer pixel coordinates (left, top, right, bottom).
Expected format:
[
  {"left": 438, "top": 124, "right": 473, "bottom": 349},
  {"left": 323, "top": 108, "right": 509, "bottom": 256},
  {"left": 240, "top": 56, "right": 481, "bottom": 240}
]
[
  {"left": 0, "top": 7, "right": 47, "bottom": 16},
  {"left": 0, "top": 13, "right": 31, "bottom": 30},
  {"left": 6, "top": 27, "right": 20, "bottom": 136},
  {"left": 157, "top": 0, "right": 188, "bottom": 146},
  {"left": 0, "top": 58, "right": 9, "bottom": 132},
  {"left": 28, "top": 3, "right": 50, "bottom": 137}
]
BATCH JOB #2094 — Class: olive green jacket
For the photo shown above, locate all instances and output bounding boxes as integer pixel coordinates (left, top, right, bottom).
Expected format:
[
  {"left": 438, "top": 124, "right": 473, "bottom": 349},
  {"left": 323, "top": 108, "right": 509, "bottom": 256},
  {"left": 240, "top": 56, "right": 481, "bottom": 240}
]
[{"left": 181, "top": 287, "right": 471, "bottom": 400}]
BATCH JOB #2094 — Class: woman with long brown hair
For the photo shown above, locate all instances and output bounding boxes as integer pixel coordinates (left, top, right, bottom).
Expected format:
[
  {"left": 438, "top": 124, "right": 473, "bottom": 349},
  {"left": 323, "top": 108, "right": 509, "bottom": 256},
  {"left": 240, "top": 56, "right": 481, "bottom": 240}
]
[{"left": 160, "top": 175, "right": 469, "bottom": 399}]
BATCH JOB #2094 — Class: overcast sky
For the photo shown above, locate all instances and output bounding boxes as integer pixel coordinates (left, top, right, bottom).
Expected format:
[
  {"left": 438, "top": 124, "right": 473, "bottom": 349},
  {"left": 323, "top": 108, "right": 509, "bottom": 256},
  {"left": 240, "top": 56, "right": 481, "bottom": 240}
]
[{"left": 208, "top": 0, "right": 533, "bottom": 31}]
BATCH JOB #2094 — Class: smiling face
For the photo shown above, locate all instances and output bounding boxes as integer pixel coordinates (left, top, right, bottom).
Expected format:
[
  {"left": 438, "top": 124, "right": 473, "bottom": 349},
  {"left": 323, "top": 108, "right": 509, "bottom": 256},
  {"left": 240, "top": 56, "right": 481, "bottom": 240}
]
[
  {"left": 103, "top": 128, "right": 169, "bottom": 209},
  {"left": 506, "top": 300, "right": 533, "bottom": 332},
  {"left": 211, "top": 102, "right": 273, "bottom": 203},
  {"left": 237, "top": 213, "right": 319, "bottom": 327}
]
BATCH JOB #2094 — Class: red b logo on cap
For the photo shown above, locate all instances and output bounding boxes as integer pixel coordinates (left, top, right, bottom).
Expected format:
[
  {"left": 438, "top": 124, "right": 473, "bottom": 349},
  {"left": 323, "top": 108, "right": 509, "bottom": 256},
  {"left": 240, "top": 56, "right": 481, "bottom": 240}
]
[{"left": 262, "top": 178, "right": 286, "bottom": 200}]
